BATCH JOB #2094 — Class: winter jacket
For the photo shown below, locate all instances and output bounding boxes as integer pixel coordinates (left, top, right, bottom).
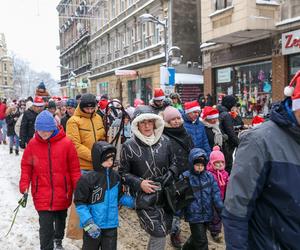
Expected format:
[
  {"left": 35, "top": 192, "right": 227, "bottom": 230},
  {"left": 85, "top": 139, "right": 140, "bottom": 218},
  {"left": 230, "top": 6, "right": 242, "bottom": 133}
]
[
  {"left": 19, "top": 128, "right": 81, "bottom": 211},
  {"left": 61, "top": 113, "right": 71, "bottom": 132},
  {"left": 0, "top": 102, "right": 6, "bottom": 120},
  {"left": 222, "top": 98, "right": 300, "bottom": 250},
  {"left": 183, "top": 148, "right": 223, "bottom": 223},
  {"left": 182, "top": 113, "right": 211, "bottom": 156},
  {"left": 19, "top": 108, "right": 39, "bottom": 145},
  {"left": 149, "top": 100, "right": 165, "bottom": 114},
  {"left": 163, "top": 125, "right": 194, "bottom": 174},
  {"left": 74, "top": 142, "right": 120, "bottom": 229},
  {"left": 66, "top": 107, "right": 105, "bottom": 170},
  {"left": 206, "top": 162, "right": 228, "bottom": 200},
  {"left": 5, "top": 110, "right": 20, "bottom": 136},
  {"left": 119, "top": 109, "right": 176, "bottom": 237}
]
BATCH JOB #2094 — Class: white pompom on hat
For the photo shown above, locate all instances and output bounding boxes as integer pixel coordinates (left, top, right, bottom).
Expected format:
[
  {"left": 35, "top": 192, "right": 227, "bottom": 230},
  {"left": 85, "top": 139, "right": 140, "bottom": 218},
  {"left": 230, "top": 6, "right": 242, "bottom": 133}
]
[{"left": 284, "top": 70, "right": 300, "bottom": 111}]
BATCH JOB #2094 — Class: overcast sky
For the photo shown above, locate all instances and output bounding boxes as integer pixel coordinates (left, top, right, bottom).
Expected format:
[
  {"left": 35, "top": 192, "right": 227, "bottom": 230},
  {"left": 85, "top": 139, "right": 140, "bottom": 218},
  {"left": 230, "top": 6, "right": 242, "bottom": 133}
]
[{"left": 0, "top": 0, "right": 60, "bottom": 80}]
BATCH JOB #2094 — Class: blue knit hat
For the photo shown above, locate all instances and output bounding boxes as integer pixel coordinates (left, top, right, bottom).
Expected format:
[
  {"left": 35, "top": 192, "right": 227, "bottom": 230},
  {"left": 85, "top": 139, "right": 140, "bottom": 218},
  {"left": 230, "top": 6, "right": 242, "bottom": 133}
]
[
  {"left": 37, "top": 81, "right": 46, "bottom": 90},
  {"left": 66, "top": 98, "right": 77, "bottom": 108},
  {"left": 35, "top": 110, "right": 57, "bottom": 132}
]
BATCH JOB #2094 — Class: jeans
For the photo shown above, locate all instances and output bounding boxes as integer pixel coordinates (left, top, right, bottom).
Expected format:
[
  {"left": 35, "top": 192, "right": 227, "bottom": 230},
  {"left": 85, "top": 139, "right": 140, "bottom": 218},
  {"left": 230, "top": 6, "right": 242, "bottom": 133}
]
[
  {"left": 182, "top": 223, "right": 208, "bottom": 250},
  {"left": 9, "top": 135, "right": 19, "bottom": 150},
  {"left": 82, "top": 228, "right": 117, "bottom": 250},
  {"left": 0, "top": 119, "right": 7, "bottom": 142},
  {"left": 38, "top": 210, "right": 67, "bottom": 250},
  {"left": 147, "top": 236, "right": 166, "bottom": 250}
]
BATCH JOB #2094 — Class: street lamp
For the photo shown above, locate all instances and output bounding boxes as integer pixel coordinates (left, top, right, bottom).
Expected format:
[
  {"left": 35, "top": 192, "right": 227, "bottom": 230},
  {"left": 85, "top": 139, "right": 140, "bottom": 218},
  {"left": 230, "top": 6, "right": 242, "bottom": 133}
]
[{"left": 139, "top": 13, "right": 168, "bottom": 66}]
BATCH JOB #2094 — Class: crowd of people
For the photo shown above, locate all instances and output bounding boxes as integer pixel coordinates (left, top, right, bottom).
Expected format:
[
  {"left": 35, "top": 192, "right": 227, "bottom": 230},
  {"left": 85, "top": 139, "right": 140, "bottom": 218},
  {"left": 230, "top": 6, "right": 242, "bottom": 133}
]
[{"left": 0, "top": 77, "right": 299, "bottom": 250}]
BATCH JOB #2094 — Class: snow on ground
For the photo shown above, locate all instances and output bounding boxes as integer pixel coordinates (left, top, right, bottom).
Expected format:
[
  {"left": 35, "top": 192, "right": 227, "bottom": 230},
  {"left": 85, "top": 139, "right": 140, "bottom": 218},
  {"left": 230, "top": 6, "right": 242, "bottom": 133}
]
[{"left": 0, "top": 143, "right": 225, "bottom": 249}]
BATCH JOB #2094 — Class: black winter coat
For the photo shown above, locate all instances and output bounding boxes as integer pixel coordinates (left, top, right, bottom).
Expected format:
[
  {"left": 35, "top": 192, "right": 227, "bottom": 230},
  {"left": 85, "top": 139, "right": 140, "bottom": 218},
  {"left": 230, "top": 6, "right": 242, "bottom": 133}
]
[
  {"left": 163, "top": 126, "right": 194, "bottom": 174},
  {"left": 61, "top": 113, "right": 71, "bottom": 132},
  {"left": 6, "top": 111, "right": 20, "bottom": 136},
  {"left": 204, "top": 126, "right": 215, "bottom": 150},
  {"left": 19, "top": 108, "right": 38, "bottom": 145}
]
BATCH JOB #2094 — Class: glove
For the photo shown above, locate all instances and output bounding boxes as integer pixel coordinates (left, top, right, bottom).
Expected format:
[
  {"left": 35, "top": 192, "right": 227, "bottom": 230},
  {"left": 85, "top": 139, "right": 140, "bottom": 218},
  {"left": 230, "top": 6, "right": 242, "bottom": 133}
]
[
  {"left": 18, "top": 192, "right": 28, "bottom": 208},
  {"left": 19, "top": 141, "right": 26, "bottom": 149},
  {"left": 83, "top": 219, "right": 101, "bottom": 239},
  {"left": 119, "top": 194, "right": 135, "bottom": 209}
]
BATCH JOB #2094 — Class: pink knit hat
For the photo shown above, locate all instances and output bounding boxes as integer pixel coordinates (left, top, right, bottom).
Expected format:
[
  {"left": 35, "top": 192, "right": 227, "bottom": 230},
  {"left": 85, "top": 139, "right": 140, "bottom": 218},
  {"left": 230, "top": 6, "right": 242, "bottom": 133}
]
[
  {"left": 209, "top": 146, "right": 225, "bottom": 164},
  {"left": 163, "top": 106, "right": 181, "bottom": 122}
]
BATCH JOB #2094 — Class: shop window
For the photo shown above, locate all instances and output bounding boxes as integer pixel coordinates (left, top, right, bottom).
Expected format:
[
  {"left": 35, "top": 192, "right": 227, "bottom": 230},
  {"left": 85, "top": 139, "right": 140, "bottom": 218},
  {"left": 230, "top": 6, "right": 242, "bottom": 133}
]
[
  {"left": 215, "top": 61, "right": 272, "bottom": 118},
  {"left": 97, "top": 82, "right": 109, "bottom": 96},
  {"left": 141, "top": 78, "right": 152, "bottom": 105},
  {"left": 288, "top": 54, "right": 300, "bottom": 81},
  {"left": 215, "top": 0, "right": 232, "bottom": 10},
  {"left": 128, "top": 80, "right": 137, "bottom": 106}
]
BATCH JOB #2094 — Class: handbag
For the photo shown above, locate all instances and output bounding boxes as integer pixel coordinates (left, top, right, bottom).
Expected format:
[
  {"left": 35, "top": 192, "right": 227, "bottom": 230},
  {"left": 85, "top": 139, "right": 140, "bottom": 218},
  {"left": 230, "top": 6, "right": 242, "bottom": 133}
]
[{"left": 164, "top": 176, "right": 194, "bottom": 214}]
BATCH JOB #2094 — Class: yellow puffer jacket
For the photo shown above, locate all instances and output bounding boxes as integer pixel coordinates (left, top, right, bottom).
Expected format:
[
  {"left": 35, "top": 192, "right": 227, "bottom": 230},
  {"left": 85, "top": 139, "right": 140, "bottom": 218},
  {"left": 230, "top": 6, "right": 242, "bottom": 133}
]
[{"left": 66, "top": 107, "right": 106, "bottom": 170}]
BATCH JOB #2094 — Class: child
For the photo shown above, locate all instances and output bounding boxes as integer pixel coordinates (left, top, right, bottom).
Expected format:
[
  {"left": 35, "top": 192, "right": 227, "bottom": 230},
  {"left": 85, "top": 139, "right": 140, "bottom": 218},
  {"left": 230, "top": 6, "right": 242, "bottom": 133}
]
[
  {"left": 19, "top": 110, "right": 81, "bottom": 250},
  {"left": 207, "top": 146, "right": 229, "bottom": 242},
  {"left": 5, "top": 103, "right": 20, "bottom": 155},
  {"left": 74, "top": 141, "right": 122, "bottom": 250},
  {"left": 182, "top": 148, "right": 223, "bottom": 250}
]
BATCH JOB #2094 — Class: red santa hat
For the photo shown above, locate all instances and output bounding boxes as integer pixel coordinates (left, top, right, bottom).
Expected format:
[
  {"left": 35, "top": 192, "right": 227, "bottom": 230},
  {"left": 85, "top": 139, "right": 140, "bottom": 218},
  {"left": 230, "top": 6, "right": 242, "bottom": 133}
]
[
  {"left": 201, "top": 106, "right": 219, "bottom": 120},
  {"left": 33, "top": 96, "right": 45, "bottom": 107},
  {"left": 284, "top": 70, "right": 300, "bottom": 111},
  {"left": 252, "top": 115, "right": 265, "bottom": 127},
  {"left": 153, "top": 88, "right": 165, "bottom": 101},
  {"left": 184, "top": 100, "right": 201, "bottom": 114}
]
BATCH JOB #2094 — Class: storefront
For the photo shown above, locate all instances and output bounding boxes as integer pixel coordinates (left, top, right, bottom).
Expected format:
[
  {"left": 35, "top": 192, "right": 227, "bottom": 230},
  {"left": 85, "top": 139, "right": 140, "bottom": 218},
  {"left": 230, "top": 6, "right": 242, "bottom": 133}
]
[
  {"left": 215, "top": 61, "right": 272, "bottom": 118},
  {"left": 282, "top": 29, "right": 300, "bottom": 81},
  {"left": 128, "top": 78, "right": 153, "bottom": 106}
]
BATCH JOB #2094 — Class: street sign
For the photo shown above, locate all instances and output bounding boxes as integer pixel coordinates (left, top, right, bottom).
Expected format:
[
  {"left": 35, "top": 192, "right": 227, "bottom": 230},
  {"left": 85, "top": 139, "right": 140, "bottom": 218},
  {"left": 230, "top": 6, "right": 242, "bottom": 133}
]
[{"left": 160, "top": 66, "right": 176, "bottom": 86}]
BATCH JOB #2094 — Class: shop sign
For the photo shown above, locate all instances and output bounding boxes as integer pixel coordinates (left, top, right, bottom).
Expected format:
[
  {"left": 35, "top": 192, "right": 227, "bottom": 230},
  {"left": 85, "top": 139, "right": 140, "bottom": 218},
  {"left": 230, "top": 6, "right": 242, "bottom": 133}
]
[
  {"left": 282, "top": 30, "right": 300, "bottom": 55},
  {"left": 217, "top": 67, "right": 231, "bottom": 83},
  {"left": 115, "top": 69, "right": 137, "bottom": 76}
]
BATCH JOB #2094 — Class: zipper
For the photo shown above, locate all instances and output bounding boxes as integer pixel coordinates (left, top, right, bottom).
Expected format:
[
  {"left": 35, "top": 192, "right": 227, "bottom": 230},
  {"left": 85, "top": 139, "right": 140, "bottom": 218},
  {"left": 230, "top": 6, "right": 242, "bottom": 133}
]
[
  {"left": 64, "top": 176, "right": 68, "bottom": 199},
  {"left": 35, "top": 176, "right": 38, "bottom": 194},
  {"left": 106, "top": 168, "right": 110, "bottom": 225},
  {"left": 90, "top": 116, "right": 97, "bottom": 142},
  {"left": 48, "top": 142, "right": 54, "bottom": 210}
]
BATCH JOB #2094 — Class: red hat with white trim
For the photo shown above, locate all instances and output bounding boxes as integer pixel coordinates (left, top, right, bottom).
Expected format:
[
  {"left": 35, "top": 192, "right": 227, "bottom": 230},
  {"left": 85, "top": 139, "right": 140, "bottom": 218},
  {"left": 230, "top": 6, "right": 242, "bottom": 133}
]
[
  {"left": 184, "top": 100, "right": 201, "bottom": 114},
  {"left": 284, "top": 70, "right": 300, "bottom": 111},
  {"left": 153, "top": 88, "right": 165, "bottom": 101},
  {"left": 201, "top": 106, "right": 219, "bottom": 120},
  {"left": 252, "top": 115, "right": 265, "bottom": 127},
  {"left": 33, "top": 96, "right": 45, "bottom": 107}
]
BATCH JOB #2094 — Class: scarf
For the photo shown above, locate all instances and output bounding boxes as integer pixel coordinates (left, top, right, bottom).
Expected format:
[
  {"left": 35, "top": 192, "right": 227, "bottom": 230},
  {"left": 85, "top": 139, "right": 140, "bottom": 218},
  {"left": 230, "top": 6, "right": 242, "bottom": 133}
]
[
  {"left": 163, "top": 126, "right": 192, "bottom": 152},
  {"left": 142, "top": 134, "right": 156, "bottom": 145},
  {"left": 201, "top": 119, "right": 223, "bottom": 147}
]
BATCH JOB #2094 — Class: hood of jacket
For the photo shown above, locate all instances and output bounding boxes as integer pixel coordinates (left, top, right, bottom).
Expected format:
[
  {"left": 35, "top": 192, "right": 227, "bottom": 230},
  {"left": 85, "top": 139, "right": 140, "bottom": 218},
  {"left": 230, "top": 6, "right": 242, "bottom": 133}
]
[
  {"left": 92, "top": 141, "right": 116, "bottom": 171},
  {"left": 131, "top": 111, "right": 164, "bottom": 146},
  {"left": 73, "top": 105, "right": 96, "bottom": 119},
  {"left": 270, "top": 98, "right": 300, "bottom": 144},
  {"left": 188, "top": 148, "right": 208, "bottom": 174}
]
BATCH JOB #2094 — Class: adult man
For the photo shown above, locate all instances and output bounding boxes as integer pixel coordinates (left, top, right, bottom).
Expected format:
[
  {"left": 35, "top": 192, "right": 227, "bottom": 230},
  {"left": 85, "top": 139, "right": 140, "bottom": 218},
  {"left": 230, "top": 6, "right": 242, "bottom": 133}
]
[
  {"left": 61, "top": 99, "right": 76, "bottom": 131},
  {"left": 222, "top": 73, "right": 300, "bottom": 249},
  {"left": 182, "top": 100, "right": 211, "bottom": 156},
  {"left": 149, "top": 88, "right": 166, "bottom": 114},
  {"left": 0, "top": 98, "right": 7, "bottom": 144},
  {"left": 66, "top": 93, "right": 105, "bottom": 171},
  {"left": 19, "top": 96, "right": 45, "bottom": 149},
  {"left": 120, "top": 106, "right": 178, "bottom": 250}
]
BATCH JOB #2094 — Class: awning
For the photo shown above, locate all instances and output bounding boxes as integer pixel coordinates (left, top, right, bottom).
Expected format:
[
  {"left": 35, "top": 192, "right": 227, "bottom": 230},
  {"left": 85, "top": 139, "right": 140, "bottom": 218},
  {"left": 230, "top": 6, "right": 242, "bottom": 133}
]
[{"left": 175, "top": 73, "right": 203, "bottom": 84}]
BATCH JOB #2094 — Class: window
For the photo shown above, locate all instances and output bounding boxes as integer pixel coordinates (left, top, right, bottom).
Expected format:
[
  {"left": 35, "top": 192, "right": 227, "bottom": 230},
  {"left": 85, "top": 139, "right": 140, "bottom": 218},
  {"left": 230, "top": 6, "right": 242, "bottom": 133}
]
[
  {"left": 111, "top": 0, "right": 116, "bottom": 18},
  {"left": 215, "top": 0, "right": 233, "bottom": 10},
  {"left": 97, "top": 82, "right": 109, "bottom": 96},
  {"left": 4, "top": 63, "right": 7, "bottom": 71},
  {"left": 4, "top": 77, "right": 7, "bottom": 85}
]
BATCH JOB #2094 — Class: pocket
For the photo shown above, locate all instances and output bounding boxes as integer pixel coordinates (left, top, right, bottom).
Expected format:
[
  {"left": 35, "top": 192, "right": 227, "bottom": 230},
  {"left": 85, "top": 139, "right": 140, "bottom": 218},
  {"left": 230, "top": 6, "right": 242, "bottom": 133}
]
[{"left": 64, "top": 176, "right": 68, "bottom": 199}]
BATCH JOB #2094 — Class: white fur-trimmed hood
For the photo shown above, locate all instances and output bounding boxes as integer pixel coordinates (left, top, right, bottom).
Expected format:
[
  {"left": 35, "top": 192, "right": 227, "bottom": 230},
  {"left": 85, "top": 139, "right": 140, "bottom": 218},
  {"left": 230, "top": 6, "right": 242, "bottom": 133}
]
[{"left": 131, "top": 113, "right": 164, "bottom": 146}]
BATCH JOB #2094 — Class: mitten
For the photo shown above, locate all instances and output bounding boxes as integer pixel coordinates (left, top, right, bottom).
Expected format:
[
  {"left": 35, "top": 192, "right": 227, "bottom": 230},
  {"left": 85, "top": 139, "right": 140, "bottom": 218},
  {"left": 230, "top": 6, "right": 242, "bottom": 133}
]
[{"left": 83, "top": 219, "right": 101, "bottom": 239}]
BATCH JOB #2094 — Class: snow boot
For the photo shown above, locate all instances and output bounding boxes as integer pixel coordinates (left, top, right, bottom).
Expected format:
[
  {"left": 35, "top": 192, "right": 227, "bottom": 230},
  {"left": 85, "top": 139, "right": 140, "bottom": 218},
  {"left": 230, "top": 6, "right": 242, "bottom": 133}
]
[
  {"left": 54, "top": 239, "right": 64, "bottom": 250},
  {"left": 9, "top": 148, "right": 13, "bottom": 154},
  {"left": 170, "top": 233, "right": 182, "bottom": 249},
  {"left": 15, "top": 149, "right": 19, "bottom": 156}
]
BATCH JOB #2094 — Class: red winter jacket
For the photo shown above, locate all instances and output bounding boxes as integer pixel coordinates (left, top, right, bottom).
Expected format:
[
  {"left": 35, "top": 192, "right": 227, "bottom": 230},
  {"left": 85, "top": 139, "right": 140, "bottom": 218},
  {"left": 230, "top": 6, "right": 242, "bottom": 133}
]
[
  {"left": 0, "top": 102, "right": 6, "bottom": 120},
  {"left": 19, "top": 128, "right": 81, "bottom": 211}
]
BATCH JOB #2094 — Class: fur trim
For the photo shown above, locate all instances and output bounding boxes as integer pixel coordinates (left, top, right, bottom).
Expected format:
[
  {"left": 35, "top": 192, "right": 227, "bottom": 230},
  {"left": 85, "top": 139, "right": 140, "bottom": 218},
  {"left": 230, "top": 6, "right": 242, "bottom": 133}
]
[{"left": 131, "top": 113, "right": 164, "bottom": 146}]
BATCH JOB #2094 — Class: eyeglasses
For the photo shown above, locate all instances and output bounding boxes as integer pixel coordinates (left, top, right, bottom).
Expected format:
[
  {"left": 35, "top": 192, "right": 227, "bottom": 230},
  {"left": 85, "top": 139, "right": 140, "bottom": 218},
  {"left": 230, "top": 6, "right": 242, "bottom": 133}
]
[{"left": 139, "top": 120, "right": 154, "bottom": 126}]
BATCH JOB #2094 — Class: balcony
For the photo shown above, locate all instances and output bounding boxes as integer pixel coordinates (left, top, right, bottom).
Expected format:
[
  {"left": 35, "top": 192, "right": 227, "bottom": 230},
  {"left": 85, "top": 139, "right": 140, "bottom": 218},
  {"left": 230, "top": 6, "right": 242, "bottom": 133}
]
[{"left": 202, "top": 0, "right": 280, "bottom": 46}]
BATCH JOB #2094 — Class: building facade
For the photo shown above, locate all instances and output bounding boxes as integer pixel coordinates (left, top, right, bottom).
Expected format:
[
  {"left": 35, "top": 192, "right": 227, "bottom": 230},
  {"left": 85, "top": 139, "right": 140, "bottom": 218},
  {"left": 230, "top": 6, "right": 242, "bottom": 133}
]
[
  {"left": 0, "top": 33, "right": 13, "bottom": 98},
  {"left": 57, "top": 0, "right": 93, "bottom": 98},
  {"left": 201, "top": 0, "right": 300, "bottom": 118}
]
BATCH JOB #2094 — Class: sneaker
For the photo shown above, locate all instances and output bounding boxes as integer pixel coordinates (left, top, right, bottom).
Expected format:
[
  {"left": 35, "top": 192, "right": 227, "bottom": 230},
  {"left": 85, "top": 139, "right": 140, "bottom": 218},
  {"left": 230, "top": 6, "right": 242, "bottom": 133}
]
[
  {"left": 54, "top": 239, "right": 64, "bottom": 250},
  {"left": 170, "top": 233, "right": 182, "bottom": 249},
  {"left": 9, "top": 148, "right": 13, "bottom": 154},
  {"left": 212, "top": 234, "right": 223, "bottom": 243}
]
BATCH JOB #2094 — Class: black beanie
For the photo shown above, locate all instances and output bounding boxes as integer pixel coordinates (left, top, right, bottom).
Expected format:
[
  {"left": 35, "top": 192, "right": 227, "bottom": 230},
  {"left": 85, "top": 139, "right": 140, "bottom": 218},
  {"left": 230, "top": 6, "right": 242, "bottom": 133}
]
[
  {"left": 193, "top": 157, "right": 207, "bottom": 166},
  {"left": 222, "top": 95, "right": 237, "bottom": 110},
  {"left": 80, "top": 94, "right": 97, "bottom": 109},
  {"left": 48, "top": 101, "right": 56, "bottom": 109}
]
